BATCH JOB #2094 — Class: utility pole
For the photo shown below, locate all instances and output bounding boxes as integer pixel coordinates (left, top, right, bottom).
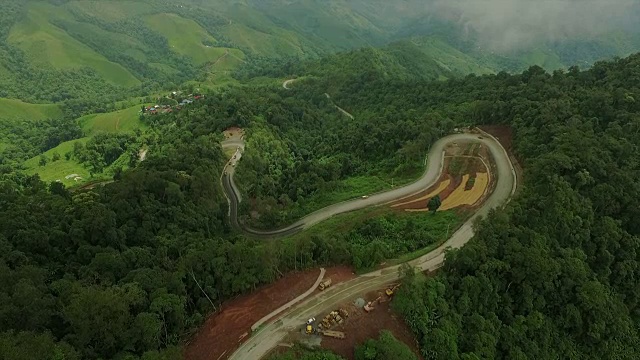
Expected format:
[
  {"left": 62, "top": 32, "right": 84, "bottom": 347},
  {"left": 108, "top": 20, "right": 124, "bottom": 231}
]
[{"left": 189, "top": 270, "right": 216, "bottom": 311}]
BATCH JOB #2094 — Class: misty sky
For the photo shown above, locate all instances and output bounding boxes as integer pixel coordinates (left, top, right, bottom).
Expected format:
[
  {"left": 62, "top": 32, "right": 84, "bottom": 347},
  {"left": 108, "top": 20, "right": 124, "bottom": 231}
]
[{"left": 430, "top": 0, "right": 640, "bottom": 52}]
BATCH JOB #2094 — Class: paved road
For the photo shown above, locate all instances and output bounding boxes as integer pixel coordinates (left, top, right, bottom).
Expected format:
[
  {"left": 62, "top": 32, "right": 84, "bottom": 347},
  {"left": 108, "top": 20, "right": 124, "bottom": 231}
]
[
  {"left": 221, "top": 132, "right": 513, "bottom": 239},
  {"left": 251, "top": 268, "right": 326, "bottom": 332},
  {"left": 227, "top": 129, "right": 517, "bottom": 360},
  {"left": 282, "top": 79, "right": 296, "bottom": 89}
]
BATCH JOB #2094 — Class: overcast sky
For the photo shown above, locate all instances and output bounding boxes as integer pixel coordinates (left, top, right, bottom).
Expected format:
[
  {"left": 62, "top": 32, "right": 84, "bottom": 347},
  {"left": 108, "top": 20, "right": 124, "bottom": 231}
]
[{"left": 429, "top": 0, "right": 639, "bottom": 52}]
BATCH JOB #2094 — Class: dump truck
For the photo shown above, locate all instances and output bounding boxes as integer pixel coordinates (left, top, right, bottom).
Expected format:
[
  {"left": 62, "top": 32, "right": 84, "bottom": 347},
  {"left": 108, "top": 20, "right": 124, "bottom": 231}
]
[
  {"left": 318, "top": 278, "right": 332, "bottom": 290},
  {"left": 321, "top": 330, "right": 346, "bottom": 339}
]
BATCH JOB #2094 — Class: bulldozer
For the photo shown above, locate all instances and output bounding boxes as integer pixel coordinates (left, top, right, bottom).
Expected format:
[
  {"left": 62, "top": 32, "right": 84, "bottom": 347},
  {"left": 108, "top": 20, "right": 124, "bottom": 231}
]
[
  {"left": 305, "top": 324, "right": 314, "bottom": 334},
  {"left": 386, "top": 284, "right": 401, "bottom": 297}
]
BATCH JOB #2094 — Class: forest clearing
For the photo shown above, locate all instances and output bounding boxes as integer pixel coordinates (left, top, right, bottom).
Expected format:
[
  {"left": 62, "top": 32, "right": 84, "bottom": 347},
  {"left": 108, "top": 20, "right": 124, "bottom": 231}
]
[{"left": 184, "top": 266, "right": 355, "bottom": 360}]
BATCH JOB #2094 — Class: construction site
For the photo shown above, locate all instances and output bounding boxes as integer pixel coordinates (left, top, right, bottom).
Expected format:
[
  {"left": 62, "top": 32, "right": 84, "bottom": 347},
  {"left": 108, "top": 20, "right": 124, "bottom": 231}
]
[{"left": 271, "top": 282, "right": 421, "bottom": 360}]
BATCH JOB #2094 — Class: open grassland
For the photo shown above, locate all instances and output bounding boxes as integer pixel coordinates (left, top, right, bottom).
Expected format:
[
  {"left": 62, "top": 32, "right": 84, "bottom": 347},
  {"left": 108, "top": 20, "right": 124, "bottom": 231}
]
[
  {"left": 145, "top": 13, "right": 240, "bottom": 66},
  {"left": 0, "top": 98, "right": 62, "bottom": 122},
  {"left": 408, "top": 37, "right": 495, "bottom": 75},
  {"left": 78, "top": 105, "right": 148, "bottom": 135},
  {"left": 66, "top": 1, "right": 155, "bottom": 22},
  {"left": 7, "top": 3, "right": 139, "bottom": 87},
  {"left": 221, "top": 23, "right": 304, "bottom": 57},
  {"left": 23, "top": 138, "right": 90, "bottom": 187}
]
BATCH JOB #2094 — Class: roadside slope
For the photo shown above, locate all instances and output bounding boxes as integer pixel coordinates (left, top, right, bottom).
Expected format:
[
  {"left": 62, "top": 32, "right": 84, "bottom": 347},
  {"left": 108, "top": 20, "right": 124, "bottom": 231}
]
[{"left": 227, "top": 129, "right": 516, "bottom": 359}]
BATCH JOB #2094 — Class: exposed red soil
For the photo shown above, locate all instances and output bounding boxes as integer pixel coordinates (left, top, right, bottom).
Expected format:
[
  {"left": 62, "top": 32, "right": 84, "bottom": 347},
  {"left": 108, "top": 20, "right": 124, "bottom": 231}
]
[
  {"left": 184, "top": 265, "right": 355, "bottom": 360},
  {"left": 324, "top": 265, "right": 358, "bottom": 285},
  {"left": 390, "top": 141, "right": 496, "bottom": 212},
  {"left": 184, "top": 268, "right": 319, "bottom": 360},
  {"left": 391, "top": 173, "right": 458, "bottom": 211},
  {"left": 319, "top": 289, "right": 423, "bottom": 360},
  {"left": 477, "top": 125, "right": 524, "bottom": 188},
  {"left": 477, "top": 125, "right": 513, "bottom": 153}
]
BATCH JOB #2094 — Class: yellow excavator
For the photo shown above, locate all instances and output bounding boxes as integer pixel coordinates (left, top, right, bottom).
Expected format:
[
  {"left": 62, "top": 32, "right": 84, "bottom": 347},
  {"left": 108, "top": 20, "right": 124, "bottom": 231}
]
[{"left": 385, "top": 284, "right": 400, "bottom": 297}]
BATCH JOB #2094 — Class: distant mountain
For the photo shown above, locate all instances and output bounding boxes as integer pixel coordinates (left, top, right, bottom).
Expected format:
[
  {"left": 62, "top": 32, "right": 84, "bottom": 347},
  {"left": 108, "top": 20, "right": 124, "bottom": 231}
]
[{"left": 0, "top": 0, "right": 639, "bottom": 107}]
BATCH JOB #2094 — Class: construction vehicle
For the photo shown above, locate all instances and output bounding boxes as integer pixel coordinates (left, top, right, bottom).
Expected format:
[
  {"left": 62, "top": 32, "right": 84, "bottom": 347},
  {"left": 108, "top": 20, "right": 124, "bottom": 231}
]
[
  {"left": 321, "top": 317, "right": 332, "bottom": 329},
  {"left": 339, "top": 309, "right": 349, "bottom": 318},
  {"left": 318, "top": 278, "right": 332, "bottom": 291},
  {"left": 364, "top": 296, "right": 382, "bottom": 312},
  {"left": 364, "top": 301, "right": 375, "bottom": 312},
  {"left": 305, "top": 317, "right": 317, "bottom": 334},
  {"left": 321, "top": 330, "right": 346, "bottom": 339},
  {"left": 386, "top": 284, "right": 400, "bottom": 297}
]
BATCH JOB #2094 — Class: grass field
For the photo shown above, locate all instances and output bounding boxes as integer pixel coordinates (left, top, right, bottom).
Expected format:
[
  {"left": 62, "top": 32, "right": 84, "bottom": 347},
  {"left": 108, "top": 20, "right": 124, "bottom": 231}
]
[
  {"left": 78, "top": 105, "right": 148, "bottom": 135},
  {"left": 146, "top": 13, "right": 236, "bottom": 66},
  {"left": 0, "top": 98, "right": 62, "bottom": 122},
  {"left": 23, "top": 138, "right": 90, "bottom": 187},
  {"left": 7, "top": 3, "right": 139, "bottom": 87},
  {"left": 221, "top": 23, "right": 304, "bottom": 57}
]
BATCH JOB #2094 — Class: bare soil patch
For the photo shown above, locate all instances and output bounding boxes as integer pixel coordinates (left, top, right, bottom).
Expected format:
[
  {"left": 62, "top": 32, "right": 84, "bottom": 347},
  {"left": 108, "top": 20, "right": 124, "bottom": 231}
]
[
  {"left": 184, "top": 268, "right": 320, "bottom": 360},
  {"left": 315, "top": 289, "right": 422, "bottom": 360},
  {"left": 184, "top": 265, "right": 354, "bottom": 360},
  {"left": 391, "top": 143, "right": 494, "bottom": 212},
  {"left": 223, "top": 127, "right": 245, "bottom": 140},
  {"left": 477, "top": 125, "right": 523, "bottom": 188}
]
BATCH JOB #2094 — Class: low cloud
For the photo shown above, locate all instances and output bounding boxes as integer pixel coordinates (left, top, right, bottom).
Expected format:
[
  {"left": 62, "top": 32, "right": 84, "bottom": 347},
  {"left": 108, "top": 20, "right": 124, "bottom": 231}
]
[{"left": 430, "top": 0, "right": 639, "bottom": 52}]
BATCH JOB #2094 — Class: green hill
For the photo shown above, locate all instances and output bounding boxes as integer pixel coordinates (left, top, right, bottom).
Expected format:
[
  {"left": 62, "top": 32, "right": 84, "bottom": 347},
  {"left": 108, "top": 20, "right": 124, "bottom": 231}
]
[
  {"left": 8, "top": 3, "right": 140, "bottom": 87},
  {"left": 0, "top": 98, "right": 62, "bottom": 123},
  {"left": 78, "top": 105, "right": 148, "bottom": 136}
]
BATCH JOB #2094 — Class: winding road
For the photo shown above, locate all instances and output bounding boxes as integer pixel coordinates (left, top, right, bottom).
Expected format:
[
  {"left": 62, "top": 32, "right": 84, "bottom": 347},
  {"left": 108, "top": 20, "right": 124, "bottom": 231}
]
[
  {"left": 220, "top": 80, "right": 517, "bottom": 359},
  {"left": 221, "top": 131, "right": 514, "bottom": 238}
]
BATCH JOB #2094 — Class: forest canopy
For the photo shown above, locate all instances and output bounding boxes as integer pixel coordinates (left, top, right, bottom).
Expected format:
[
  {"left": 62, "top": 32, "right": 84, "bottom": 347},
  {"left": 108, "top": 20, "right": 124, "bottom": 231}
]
[{"left": 1, "top": 35, "right": 640, "bottom": 359}]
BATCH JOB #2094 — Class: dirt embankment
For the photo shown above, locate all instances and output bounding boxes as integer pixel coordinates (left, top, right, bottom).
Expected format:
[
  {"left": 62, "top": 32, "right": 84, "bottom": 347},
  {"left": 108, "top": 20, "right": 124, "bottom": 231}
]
[{"left": 184, "top": 266, "right": 355, "bottom": 360}]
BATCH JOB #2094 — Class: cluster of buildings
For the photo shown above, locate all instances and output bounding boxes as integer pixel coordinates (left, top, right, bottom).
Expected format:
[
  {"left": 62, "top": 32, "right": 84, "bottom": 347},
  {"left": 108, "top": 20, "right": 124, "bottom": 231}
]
[{"left": 142, "top": 93, "right": 205, "bottom": 115}]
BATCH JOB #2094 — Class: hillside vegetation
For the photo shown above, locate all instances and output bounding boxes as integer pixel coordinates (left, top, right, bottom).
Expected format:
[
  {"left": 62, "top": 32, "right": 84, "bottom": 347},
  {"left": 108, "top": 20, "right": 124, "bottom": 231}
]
[
  {"left": 3, "top": 46, "right": 640, "bottom": 358},
  {"left": 0, "top": 98, "right": 62, "bottom": 123}
]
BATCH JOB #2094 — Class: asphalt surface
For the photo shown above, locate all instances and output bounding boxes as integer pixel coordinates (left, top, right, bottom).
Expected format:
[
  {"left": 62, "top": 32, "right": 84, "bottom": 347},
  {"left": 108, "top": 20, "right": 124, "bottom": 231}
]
[
  {"left": 226, "top": 129, "right": 517, "bottom": 360},
  {"left": 222, "top": 132, "right": 513, "bottom": 239}
]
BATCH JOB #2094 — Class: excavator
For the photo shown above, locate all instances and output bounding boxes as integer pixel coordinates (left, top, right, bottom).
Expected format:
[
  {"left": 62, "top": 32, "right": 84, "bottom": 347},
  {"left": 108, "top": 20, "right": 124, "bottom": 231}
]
[
  {"left": 364, "top": 296, "right": 382, "bottom": 312},
  {"left": 385, "top": 284, "right": 401, "bottom": 297}
]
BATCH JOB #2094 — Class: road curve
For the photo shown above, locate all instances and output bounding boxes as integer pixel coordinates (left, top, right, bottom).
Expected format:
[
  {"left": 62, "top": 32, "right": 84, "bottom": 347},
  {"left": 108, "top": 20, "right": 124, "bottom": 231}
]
[
  {"left": 227, "top": 129, "right": 516, "bottom": 359},
  {"left": 221, "top": 132, "right": 511, "bottom": 239}
]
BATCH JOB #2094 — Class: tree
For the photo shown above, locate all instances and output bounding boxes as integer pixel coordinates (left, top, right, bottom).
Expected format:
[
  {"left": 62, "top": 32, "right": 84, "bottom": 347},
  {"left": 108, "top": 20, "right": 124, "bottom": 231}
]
[
  {"left": 38, "top": 155, "right": 48, "bottom": 167},
  {"left": 52, "top": 152, "right": 61, "bottom": 162},
  {"left": 427, "top": 194, "right": 442, "bottom": 213}
]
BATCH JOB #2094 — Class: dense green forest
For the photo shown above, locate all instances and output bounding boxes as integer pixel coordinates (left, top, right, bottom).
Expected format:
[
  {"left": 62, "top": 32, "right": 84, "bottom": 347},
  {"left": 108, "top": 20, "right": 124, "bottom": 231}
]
[
  {"left": 3, "top": 48, "right": 640, "bottom": 359},
  {"left": 388, "top": 59, "right": 640, "bottom": 358}
]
